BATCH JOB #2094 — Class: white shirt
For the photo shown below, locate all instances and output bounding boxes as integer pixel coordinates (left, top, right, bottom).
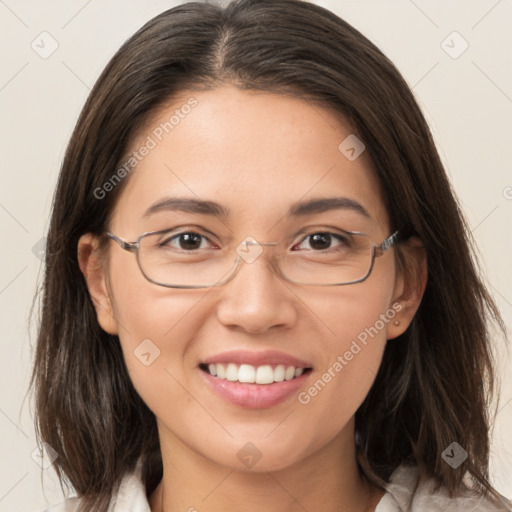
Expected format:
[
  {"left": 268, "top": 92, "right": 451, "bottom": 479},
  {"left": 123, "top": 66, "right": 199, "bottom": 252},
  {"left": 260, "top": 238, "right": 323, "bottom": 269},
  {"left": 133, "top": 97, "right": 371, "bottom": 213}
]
[{"left": 41, "top": 461, "right": 510, "bottom": 512}]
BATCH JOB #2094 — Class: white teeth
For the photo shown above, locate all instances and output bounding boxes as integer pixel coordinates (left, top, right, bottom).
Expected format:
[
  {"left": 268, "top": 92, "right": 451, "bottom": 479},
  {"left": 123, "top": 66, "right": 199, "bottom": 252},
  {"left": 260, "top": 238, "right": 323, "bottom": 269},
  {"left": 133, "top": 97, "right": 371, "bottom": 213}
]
[
  {"left": 274, "top": 364, "right": 285, "bottom": 382},
  {"left": 238, "top": 364, "right": 256, "bottom": 383},
  {"left": 216, "top": 364, "right": 226, "bottom": 379},
  {"left": 255, "top": 365, "right": 274, "bottom": 384},
  {"left": 226, "top": 363, "right": 239, "bottom": 381},
  {"left": 284, "top": 366, "right": 295, "bottom": 380},
  {"left": 204, "top": 363, "right": 308, "bottom": 384}
]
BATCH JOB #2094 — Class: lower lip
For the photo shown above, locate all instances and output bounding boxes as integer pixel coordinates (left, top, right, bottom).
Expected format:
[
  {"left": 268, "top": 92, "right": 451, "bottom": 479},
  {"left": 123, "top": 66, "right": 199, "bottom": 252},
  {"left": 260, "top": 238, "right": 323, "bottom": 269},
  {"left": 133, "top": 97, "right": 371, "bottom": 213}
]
[{"left": 199, "top": 368, "right": 311, "bottom": 409}]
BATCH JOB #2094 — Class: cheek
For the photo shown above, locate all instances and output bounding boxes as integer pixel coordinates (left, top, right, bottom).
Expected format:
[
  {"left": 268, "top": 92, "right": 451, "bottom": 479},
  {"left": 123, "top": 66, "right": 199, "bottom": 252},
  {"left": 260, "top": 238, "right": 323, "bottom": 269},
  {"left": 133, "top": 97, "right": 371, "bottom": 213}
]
[
  {"left": 106, "top": 261, "right": 203, "bottom": 399},
  {"left": 297, "top": 277, "right": 394, "bottom": 424},
  {"left": 107, "top": 250, "right": 201, "bottom": 344},
  {"left": 111, "top": 288, "right": 209, "bottom": 436}
]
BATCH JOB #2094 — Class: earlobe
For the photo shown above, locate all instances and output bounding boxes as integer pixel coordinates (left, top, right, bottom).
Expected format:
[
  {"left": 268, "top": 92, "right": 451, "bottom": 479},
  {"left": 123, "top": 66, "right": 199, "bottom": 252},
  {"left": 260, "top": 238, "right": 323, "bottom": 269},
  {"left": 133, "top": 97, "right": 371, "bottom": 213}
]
[
  {"left": 77, "top": 233, "right": 119, "bottom": 335},
  {"left": 387, "top": 236, "right": 427, "bottom": 340}
]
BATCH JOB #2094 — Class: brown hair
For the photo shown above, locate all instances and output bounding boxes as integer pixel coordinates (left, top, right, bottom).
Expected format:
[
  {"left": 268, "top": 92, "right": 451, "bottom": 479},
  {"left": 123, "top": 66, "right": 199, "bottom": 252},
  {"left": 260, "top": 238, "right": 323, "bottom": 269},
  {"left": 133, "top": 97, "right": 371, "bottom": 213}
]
[{"left": 29, "top": 0, "right": 509, "bottom": 510}]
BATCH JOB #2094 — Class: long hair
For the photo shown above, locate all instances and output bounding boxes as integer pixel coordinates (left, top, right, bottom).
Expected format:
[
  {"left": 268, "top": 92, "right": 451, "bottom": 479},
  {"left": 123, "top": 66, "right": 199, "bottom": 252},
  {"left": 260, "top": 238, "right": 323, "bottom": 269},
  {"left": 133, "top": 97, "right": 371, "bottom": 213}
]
[{"left": 29, "top": 1, "right": 508, "bottom": 510}]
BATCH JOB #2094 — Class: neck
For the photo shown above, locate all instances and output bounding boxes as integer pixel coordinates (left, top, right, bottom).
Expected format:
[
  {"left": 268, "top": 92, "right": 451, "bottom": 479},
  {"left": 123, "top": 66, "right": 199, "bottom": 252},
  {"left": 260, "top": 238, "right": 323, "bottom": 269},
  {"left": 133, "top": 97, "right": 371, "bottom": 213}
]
[{"left": 149, "top": 419, "right": 385, "bottom": 512}]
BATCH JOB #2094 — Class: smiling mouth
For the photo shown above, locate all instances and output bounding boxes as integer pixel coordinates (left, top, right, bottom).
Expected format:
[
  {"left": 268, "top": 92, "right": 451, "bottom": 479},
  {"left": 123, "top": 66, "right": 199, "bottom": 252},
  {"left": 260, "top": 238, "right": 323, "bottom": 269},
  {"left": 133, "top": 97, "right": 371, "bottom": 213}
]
[{"left": 199, "top": 363, "right": 313, "bottom": 385}]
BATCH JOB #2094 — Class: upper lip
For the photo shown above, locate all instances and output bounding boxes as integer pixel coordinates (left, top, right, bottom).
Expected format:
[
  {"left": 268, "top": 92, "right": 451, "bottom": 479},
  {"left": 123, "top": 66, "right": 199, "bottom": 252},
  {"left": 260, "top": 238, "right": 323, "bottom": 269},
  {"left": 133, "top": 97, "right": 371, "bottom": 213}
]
[{"left": 201, "top": 350, "right": 313, "bottom": 369}]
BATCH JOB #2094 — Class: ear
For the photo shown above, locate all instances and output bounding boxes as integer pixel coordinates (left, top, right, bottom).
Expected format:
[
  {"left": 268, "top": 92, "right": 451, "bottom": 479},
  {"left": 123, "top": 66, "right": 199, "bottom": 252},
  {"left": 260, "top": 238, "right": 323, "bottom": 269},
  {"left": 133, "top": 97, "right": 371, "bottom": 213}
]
[
  {"left": 386, "top": 236, "right": 427, "bottom": 340},
  {"left": 77, "top": 233, "right": 119, "bottom": 335}
]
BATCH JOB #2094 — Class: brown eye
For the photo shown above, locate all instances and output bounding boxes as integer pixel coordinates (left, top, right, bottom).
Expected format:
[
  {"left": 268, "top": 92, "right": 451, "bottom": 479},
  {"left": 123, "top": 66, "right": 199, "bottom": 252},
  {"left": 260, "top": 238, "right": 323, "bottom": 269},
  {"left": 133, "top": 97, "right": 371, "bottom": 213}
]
[
  {"left": 294, "top": 232, "right": 350, "bottom": 252},
  {"left": 161, "top": 232, "right": 210, "bottom": 251}
]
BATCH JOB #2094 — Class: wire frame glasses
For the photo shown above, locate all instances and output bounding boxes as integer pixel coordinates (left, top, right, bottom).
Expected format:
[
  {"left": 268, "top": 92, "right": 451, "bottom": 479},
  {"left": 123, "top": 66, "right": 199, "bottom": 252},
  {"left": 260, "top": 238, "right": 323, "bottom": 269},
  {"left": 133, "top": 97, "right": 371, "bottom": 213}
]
[{"left": 106, "top": 228, "right": 399, "bottom": 289}]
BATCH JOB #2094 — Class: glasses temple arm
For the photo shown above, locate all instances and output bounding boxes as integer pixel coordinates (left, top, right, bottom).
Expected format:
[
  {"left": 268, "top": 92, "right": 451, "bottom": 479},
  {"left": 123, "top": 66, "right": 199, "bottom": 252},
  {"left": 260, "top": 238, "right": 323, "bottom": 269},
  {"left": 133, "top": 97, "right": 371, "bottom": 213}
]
[
  {"left": 374, "top": 230, "right": 400, "bottom": 257},
  {"left": 106, "top": 232, "right": 139, "bottom": 252}
]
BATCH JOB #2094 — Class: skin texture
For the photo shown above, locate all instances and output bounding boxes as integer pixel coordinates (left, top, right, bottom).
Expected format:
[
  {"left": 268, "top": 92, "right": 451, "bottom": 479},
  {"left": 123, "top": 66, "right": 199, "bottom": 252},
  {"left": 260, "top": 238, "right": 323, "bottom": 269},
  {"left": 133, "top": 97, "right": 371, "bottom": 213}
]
[{"left": 78, "top": 86, "right": 426, "bottom": 512}]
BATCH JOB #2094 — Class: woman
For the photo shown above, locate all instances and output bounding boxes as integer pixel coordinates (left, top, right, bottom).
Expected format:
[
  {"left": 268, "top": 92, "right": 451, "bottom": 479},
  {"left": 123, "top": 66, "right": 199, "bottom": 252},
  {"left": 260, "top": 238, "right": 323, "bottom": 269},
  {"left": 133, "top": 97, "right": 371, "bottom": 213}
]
[{"left": 31, "top": 0, "right": 511, "bottom": 510}]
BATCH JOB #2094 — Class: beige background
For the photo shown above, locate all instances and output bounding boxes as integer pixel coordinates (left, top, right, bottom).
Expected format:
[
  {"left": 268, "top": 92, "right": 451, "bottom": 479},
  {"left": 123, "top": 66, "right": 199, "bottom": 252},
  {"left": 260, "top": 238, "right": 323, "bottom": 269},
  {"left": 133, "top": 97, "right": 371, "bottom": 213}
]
[{"left": 0, "top": 0, "right": 511, "bottom": 510}]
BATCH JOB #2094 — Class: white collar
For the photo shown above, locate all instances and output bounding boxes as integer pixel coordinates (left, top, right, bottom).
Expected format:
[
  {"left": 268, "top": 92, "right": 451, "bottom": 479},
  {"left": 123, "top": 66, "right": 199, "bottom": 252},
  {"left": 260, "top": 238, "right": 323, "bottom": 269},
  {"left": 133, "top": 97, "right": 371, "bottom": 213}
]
[{"left": 48, "top": 461, "right": 509, "bottom": 512}]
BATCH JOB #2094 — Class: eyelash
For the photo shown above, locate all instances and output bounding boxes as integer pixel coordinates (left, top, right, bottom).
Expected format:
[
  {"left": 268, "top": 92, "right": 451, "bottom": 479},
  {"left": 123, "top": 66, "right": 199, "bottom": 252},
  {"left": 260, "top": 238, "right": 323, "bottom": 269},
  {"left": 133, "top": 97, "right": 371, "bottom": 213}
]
[{"left": 159, "top": 229, "right": 352, "bottom": 252}]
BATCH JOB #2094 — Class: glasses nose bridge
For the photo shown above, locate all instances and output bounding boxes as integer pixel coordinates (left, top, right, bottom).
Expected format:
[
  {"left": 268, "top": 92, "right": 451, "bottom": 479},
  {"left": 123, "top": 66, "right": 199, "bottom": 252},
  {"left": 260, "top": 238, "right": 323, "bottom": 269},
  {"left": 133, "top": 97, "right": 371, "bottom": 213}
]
[
  {"left": 230, "top": 239, "right": 283, "bottom": 281},
  {"left": 245, "top": 240, "right": 279, "bottom": 247},
  {"left": 241, "top": 240, "right": 280, "bottom": 259}
]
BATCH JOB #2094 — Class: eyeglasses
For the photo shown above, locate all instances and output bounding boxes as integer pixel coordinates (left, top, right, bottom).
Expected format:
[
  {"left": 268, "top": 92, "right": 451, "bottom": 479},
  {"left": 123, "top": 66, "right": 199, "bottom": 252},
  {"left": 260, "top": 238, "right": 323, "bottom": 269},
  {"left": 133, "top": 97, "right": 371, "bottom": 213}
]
[{"left": 106, "top": 227, "right": 399, "bottom": 289}]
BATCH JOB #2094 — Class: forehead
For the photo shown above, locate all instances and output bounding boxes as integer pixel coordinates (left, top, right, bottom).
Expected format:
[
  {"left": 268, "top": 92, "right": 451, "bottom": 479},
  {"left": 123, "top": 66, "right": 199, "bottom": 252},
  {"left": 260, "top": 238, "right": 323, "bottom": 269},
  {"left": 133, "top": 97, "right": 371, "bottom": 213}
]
[{"left": 111, "top": 86, "right": 388, "bottom": 233}]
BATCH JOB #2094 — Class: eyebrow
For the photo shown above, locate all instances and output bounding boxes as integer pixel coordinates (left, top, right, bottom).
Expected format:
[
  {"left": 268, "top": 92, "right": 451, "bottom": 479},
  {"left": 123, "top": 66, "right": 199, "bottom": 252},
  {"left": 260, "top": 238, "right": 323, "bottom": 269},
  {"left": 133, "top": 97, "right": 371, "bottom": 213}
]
[{"left": 143, "top": 196, "right": 371, "bottom": 219}]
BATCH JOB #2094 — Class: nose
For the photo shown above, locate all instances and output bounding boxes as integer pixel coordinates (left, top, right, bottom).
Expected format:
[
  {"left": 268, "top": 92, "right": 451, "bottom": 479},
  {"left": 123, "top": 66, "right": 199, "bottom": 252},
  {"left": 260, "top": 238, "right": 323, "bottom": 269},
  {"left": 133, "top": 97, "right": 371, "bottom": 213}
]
[{"left": 215, "top": 246, "right": 298, "bottom": 334}]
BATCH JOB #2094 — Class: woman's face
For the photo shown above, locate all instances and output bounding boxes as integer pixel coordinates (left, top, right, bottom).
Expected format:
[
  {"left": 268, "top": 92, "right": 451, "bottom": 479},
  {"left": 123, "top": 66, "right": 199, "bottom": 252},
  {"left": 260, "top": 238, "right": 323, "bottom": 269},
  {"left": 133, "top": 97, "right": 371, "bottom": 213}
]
[{"left": 83, "top": 85, "right": 410, "bottom": 473}]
